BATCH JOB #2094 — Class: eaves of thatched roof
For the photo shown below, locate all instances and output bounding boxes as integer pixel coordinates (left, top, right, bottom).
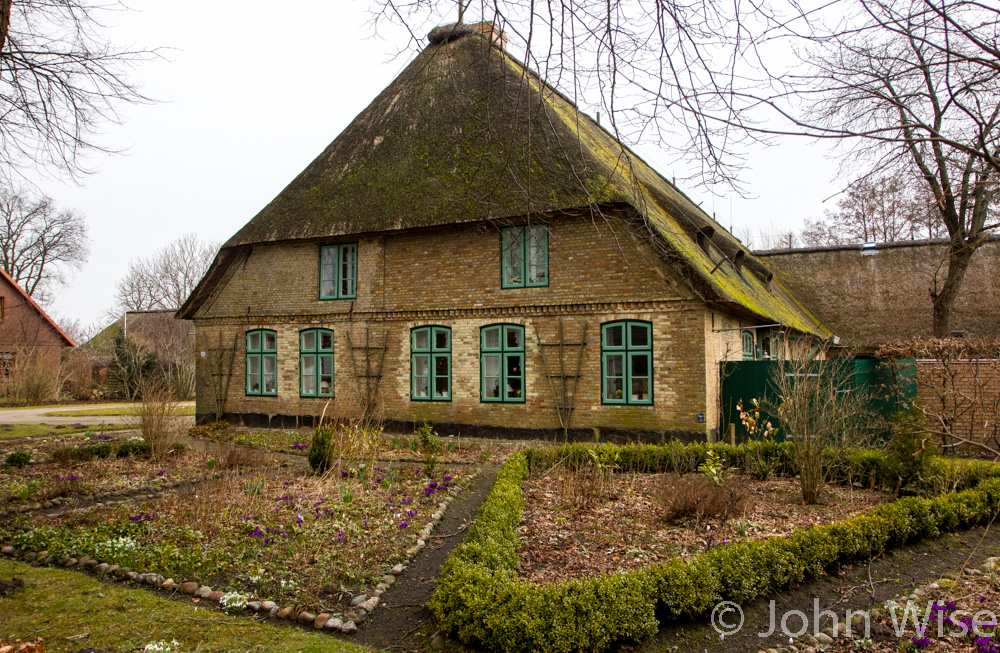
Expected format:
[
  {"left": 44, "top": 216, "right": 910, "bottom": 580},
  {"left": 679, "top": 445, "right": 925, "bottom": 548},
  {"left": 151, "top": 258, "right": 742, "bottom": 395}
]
[{"left": 179, "top": 25, "right": 828, "bottom": 338}]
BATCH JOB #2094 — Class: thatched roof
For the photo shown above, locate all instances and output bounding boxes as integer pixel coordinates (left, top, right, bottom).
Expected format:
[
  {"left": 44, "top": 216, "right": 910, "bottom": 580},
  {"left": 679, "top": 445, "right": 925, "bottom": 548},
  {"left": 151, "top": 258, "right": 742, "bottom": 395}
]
[
  {"left": 758, "top": 237, "right": 1000, "bottom": 349},
  {"left": 179, "top": 25, "right": 827, "bottom": 337}
]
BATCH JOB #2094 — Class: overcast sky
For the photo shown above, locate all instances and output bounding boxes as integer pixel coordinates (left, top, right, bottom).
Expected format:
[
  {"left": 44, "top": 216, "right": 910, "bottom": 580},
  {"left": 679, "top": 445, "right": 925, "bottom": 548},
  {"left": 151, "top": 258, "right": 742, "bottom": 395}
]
[{"left": 23, "top": 0, "right": 840, "bottom": 333}]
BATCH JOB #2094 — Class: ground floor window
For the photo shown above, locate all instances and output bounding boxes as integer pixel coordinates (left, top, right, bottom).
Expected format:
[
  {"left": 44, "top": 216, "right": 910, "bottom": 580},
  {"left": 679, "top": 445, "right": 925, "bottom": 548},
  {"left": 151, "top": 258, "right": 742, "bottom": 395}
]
[
  {"left": 300, "top": 329, "right": 334, "bottom": 397},
  {"left": 742, "top": 330, "right": 756, "bottom": 361},
  {"left": 0, "top": 352, "right": 13, "bottom": 380},
  {"left": 246, "top": 329, "right": 277, "bottom": 396},
  {"left": 411, "top": 325, "right": 451, "bottom": 401},
  {"left": 481, "top": 324, "right": 524, "bottom": 402},
  {"left": 601, "top": 320, "right": 653, "bottom": 404}
]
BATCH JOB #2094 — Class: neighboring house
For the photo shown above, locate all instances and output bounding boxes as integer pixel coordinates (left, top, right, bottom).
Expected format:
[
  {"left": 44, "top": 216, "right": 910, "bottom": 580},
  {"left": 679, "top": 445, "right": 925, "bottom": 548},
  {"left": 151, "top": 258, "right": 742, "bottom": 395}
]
[
  {"left": 84, "top": 309, "right": 196, "bottom": 397},
  {"left": 178, "top": 22, "right": 829, "bottom": 441},
  {"left": 758, "top": 236, "right": 1000, "bottom": 353},
  {"left": 0, "top": 269, "right": 76, "bottom": 386}
]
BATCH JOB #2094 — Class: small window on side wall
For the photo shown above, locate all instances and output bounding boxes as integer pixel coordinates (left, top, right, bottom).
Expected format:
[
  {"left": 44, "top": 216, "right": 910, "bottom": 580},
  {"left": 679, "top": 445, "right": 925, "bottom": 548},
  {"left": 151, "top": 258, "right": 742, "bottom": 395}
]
[
  {"left": 246, "top": 329, "right": 277, "bottom": 396},
  {"left": 742, "top": 331, "right": 756, "bottom": 361},
  {"left": 320, "top": 243, "right": 358, "bottom": 299},
  {"left": 501, "top": 225, "right": 548, "bottom": 288},
  {"left": 300, "top": 329, "right": 334, "bottom": 398},
  {"left": 601, "top": 320, "right": 653, "bottom": 405},
  {"left": 0, "top": 352, "right": 13, "bottom": 379},
  {"left": 411, "top": 326, "right": 451, "bottom": 401}
]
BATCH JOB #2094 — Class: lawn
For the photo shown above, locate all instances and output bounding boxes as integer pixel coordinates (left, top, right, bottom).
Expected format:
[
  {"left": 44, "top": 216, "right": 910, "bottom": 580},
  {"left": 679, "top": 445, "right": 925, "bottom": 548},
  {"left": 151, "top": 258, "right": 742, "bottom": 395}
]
[
  {"left": 43, "top": 405, "right": 196, "bottom": 417},
  {"left": 0, "top": 559, "right": 370, "bottom": 652},
  {"left": 0, "top": 423, "right": 134, "bottom": 441}
]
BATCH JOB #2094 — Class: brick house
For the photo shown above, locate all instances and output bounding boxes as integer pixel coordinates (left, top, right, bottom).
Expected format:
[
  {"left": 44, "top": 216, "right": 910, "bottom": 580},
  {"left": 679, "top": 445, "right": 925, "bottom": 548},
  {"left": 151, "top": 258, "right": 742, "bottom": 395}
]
[
  {"left": 0, "top": 268, "right": 76, "bottom": 387},
  {"left": 178, "top": 23, "right": 829, "bottom": 441}
]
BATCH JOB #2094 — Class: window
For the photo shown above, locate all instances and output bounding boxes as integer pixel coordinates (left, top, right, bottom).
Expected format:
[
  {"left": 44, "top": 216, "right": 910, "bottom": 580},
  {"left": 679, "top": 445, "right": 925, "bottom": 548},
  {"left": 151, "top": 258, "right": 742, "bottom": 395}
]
[
  {"left": 742, "top": 331, "right": 756, "bottom": 361},
  {"left": 0, "top": 352, "right": 13, "bottom": 380},
  {"left": 300, "top": 329, "right": 334, "bottom": 398},
  {"left": 246, "top": 329, "right": 277, "bottom": 396},
  {"left": 320, "top": 243, "right": 358, "bottom": 299},
  {"left": 601, "top": 321, "right": 652, "bottom": 405},
  {"left": 501, "top": 225, "right": 548, "bottom": 288},
  {"left": 481, "top": 324, "right": 525, "bottom": 402},
  {"left": 0, "top": 297, "right": 5, "bottom": 320},
  {"left": 411, "top": 326, "right": 451, "bottom": 401}
]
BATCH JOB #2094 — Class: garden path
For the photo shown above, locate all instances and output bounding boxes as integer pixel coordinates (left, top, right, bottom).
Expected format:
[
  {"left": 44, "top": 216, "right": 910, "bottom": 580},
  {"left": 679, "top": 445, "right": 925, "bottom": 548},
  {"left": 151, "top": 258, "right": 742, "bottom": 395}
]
[{"left": 357, "top": 464, "right": 500, "bottom": 652}]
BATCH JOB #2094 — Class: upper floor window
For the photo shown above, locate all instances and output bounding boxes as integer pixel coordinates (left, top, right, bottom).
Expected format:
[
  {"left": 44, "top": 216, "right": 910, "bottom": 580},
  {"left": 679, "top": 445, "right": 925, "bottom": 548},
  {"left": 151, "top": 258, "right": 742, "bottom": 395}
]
[
  {"left": 601, "top": 320, "right": 652, "bottom": 405},
  {"left": 481, "top": 324, "right": 525, "bottom": 402},
  {"left": 742, "top": 331, "right": 756, "bottom": 361},
  {"left": 411, "top": 326, "right": 451, "bottom": 401},
  {"left": 300, "top": 329, "right": 334, "bottom": 398},
  {"left": 246, "top": 329, "right": 277, "bottom": 396},
  {"left": 320, "top": 243, "right": 357, "bottom": 299},
  {"left": 501, "top": 225, "right": 548, "bottom": 288}
]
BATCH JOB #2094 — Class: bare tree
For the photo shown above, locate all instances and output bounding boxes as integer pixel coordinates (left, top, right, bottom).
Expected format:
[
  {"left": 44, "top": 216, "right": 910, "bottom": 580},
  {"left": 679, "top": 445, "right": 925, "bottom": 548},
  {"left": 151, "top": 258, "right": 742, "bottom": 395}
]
[
  {"left": 114, "top": 234, "right": 218, "bottom": 311},
  {"left": 800, "top": 173, "right": 950, "bottom": 246},
  {"left": 0, "top": 0, "right": 151, "bottom": 180},
  {"left": 807, "top": 0, "right": 999, "bottom": 336},
  {"left": 0, "top": 186, "right": 88, "bottom": 301}
]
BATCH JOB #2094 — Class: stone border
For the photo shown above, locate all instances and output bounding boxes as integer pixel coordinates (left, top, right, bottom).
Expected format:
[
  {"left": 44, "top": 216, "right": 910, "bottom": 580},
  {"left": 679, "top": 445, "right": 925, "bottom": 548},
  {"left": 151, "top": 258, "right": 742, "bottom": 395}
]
[
  {"left": 1, "top": 471, "right": 223, "bottom": 519},
  {"left": 0, "top": 474, "right": 468, "bottom": 636}
]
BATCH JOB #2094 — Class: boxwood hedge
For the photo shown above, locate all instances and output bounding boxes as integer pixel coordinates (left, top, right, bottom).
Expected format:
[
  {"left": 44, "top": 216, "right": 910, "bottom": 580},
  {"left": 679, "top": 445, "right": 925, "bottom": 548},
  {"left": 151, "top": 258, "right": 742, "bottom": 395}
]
[{"left": 431, "top": 443, "right": 1000, "bottom": 653}]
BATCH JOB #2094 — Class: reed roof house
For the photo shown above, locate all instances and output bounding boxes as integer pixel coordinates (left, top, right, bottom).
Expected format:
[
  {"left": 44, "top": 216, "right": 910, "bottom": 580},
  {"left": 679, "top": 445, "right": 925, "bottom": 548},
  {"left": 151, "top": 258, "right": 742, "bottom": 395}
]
[{"left": 179, "top": 22, "right": 829, "bottom": 441}]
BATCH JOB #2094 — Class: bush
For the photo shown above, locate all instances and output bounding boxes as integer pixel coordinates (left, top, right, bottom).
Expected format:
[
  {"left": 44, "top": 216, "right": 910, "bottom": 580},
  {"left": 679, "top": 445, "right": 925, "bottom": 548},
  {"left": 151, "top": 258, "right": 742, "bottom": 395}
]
[
  {"left": 885, "top": 411, "right": 937, "bottom": 494},
  {"left": 7, "top": 349, "right": 60, "bottom": 405},
  {"left": 308, "top": 425, "right": 334, "bottom": 473},
  {"left": 4, "top": 450, "right": 30, "bottom": 468},
  {"left": 657, "top": 473, "right": 745, "bottom": 524},
  {"left": 134, "top": 381, "right": 183, "bottom": 462},
  {"left": 51, "top": 439, "right": 150, "bottom": 464}
]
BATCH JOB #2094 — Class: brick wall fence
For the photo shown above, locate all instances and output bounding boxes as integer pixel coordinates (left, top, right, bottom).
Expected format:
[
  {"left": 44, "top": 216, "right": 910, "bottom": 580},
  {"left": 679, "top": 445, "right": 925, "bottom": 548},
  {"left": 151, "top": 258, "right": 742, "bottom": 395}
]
[{"left": 914, "top": 359, "right": 1000, "bottom": 449}]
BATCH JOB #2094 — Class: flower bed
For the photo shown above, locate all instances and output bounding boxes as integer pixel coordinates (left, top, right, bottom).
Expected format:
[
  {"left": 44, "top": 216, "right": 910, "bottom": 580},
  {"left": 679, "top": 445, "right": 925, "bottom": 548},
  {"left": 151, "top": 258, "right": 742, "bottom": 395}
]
[
  {"left": 518, "top": 470, "right": 892, "bottom": 583},
  {"left": 0, "top": 447, "right": 212, "bottom": 511},
  {"left": 431, "top": 443, "right": 1000, "bottom": 653},
  {"left": 1, "top": 462, "right": 468, "bottom": 614}
]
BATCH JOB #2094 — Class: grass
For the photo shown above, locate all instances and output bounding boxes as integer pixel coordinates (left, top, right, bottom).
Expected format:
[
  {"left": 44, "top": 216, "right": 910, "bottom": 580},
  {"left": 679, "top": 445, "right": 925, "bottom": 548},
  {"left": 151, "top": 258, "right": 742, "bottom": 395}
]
[
  {"left": 44, "top": 405, "right": 196, "bottom": 417},
  {"left": 0, "top": 423, "right": 134, "bottom": 441},
  {"left": 0, "top": 559, "right": 370, "bottom": 652}
]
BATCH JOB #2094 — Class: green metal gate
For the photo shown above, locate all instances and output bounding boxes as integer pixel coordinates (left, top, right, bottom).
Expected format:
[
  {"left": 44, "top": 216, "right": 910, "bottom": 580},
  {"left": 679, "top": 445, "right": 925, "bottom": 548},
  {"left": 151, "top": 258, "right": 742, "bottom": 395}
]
[{"left": 720, "top": 359, "right": 916, "bottom": 442}]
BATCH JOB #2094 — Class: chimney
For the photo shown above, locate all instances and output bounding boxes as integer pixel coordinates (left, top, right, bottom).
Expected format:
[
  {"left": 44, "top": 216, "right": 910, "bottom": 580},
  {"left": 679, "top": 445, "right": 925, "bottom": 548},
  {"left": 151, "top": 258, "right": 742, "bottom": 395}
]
[{"left": 471, "top": 21, "right": 508, "bottom": 50}]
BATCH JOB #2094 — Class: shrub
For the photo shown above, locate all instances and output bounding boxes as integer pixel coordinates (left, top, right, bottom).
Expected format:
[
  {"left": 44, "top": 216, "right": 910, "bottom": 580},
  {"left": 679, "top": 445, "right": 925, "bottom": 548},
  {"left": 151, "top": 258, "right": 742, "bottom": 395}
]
[
  {"left": 4, "top": 450, "right": 30, "bottom": 468},
  {"left": 307, "top": 425, "right": 334, "bottom": 473},
  {"left": 134, "top": 381, "right": 184, "bottom": 462},
  {"left": 7, "top": 349, "right": 60, "bottom": 405},
  {"left": 657, "top": 473, "right": 745, "bottom": 524},
  {"left": 885, "top": 411, "right": 937, "bottom": 494}
]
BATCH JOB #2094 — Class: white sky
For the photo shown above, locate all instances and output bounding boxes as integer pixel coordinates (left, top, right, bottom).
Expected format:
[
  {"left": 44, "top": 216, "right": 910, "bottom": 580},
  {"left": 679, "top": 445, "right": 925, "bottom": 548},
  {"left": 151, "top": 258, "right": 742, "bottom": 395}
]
[{"left": 23, "top": 0, "right": 841, "bottom": 332}]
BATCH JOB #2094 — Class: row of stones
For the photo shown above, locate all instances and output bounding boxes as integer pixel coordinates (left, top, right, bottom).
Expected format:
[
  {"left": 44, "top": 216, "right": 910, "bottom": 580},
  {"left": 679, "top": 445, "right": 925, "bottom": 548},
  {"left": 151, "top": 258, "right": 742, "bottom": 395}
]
[
  {"left": 0, "top": 483, "right": 463, "bottom": 637},
  {"left": 1, "top": 472, "right": 222, "bottom": 518},
  {"left": 754, "top": 554, "right": 1000, "bottom": 653}
]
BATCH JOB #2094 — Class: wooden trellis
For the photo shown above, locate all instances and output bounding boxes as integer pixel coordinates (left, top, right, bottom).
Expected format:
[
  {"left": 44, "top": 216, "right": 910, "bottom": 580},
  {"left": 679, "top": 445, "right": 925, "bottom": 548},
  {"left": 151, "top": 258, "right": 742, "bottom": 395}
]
[
  {"left": 346, "top": 326, "right": 389, "bottom": 421},
  {"left": 533, "top": 320, "right": 588, "bottom": 440},
  {"left": 207, "top": 331, "right": 239, "bottom": 421}
]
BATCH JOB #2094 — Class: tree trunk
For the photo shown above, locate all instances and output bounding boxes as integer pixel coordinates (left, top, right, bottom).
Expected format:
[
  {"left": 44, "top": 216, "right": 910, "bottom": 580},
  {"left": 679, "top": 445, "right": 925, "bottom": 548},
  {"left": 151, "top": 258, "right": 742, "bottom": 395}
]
[
  {"left": 930, "top": 239, "right": 977, "bottom": 338},
  {"left": 0, "top": 0, "right": 10, "bottom": 56}
]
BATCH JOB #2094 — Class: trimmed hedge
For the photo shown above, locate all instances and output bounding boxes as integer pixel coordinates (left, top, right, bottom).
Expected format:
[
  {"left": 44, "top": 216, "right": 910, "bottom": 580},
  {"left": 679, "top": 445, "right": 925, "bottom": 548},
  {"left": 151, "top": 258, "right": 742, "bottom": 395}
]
[{"left": 432, "top": 445, "right": 1000, "bottom": 653}]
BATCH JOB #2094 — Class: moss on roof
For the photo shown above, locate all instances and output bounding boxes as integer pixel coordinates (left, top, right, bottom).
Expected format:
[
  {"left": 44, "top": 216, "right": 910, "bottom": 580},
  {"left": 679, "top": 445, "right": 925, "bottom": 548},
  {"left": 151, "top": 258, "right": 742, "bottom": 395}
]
[{"left": 198, "top": 29, "right": 827, "bottom": 337}]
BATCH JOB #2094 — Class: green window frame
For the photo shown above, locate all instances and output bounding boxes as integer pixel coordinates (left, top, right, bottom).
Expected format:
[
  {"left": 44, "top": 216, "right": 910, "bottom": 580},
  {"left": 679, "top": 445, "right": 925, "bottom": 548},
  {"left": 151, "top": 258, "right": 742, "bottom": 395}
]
[
  {"left": 481, "top": 324, "right": 525, "bottom": 403},
  {"left": 319, "top": 243, "right": 358, "bottom": 299},
  {"left": 300, "top": 328, "right": 334, "bottom": 398},
  {"left": 246, "top": 329, "right": 277, "bottom": 397},
  {"left": 601, "top": 320, "right": 653, "bottom": 405},
  {"left": 742, "top": 331, "right": 756, "bottom": 361},
  {"left": 501, "top": 224, "right": 548, "bottom": 288},
  {"left": 411, "top": 326, "right": 451, "bottom": 401}
]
